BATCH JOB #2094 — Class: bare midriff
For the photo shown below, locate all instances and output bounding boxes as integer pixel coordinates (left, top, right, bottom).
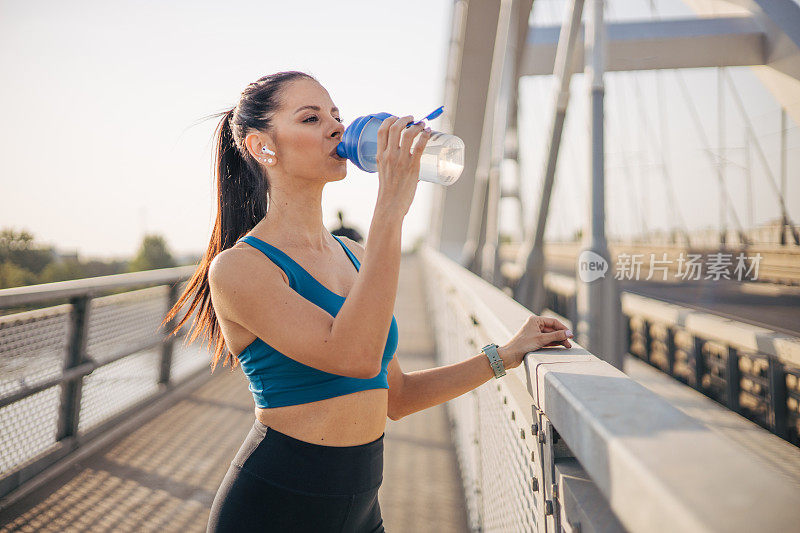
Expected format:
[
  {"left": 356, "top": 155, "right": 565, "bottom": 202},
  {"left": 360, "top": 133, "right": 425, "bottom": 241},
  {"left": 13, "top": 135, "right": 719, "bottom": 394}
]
[{"left": 255, "top": 388, "right": 388, "bottom": 447}]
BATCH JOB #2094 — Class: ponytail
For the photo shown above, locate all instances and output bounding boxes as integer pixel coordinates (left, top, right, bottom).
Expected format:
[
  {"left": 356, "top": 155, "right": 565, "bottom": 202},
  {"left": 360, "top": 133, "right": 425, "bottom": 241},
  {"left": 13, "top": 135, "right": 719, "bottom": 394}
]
[
  {"left": 215, "top": 108, "right": 269, "bottom": 249},
  {"left": 161, "top": 70, "right": 317, "bottom": 373}
]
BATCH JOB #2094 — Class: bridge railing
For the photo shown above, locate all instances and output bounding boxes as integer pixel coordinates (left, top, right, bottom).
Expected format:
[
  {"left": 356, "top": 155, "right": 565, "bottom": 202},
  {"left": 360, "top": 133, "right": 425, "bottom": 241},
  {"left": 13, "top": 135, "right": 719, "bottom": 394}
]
[
  {"left": 542, "top": 271, "right": 800, "bottom": 447},
  {"left": 0, "top": 266, "right": 204, "bottom": 502},
  {"left": 421, "top": 245, "right": 800, "bottom": 532}
]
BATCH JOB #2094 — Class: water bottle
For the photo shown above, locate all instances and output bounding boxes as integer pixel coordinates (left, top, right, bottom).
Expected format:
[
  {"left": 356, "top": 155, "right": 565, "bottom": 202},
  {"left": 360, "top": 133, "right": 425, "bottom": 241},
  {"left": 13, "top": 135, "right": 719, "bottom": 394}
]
[{"left": 335, "top": 111, "right": 465, "bottom": 186}]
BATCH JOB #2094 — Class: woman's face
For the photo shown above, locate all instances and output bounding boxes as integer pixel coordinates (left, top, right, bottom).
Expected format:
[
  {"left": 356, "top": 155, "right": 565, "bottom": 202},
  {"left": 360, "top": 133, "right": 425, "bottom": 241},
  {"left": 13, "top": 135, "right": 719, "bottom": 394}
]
[{"left": 247, "top": 78, "right": 347, "bottom": 185}]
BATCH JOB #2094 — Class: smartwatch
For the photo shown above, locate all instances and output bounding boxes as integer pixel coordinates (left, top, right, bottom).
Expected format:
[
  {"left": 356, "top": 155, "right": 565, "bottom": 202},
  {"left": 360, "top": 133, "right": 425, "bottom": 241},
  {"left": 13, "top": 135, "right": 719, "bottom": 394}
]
[{"left": 482, "top": 343, "right": 506, "bottom": 379}]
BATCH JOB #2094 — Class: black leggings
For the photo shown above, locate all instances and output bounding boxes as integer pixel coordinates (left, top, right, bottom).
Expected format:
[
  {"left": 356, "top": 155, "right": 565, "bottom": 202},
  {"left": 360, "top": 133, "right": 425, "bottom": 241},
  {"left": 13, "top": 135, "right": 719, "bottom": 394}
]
[{"left": 207, "top": 418, "right": 385, "bottom": 533}]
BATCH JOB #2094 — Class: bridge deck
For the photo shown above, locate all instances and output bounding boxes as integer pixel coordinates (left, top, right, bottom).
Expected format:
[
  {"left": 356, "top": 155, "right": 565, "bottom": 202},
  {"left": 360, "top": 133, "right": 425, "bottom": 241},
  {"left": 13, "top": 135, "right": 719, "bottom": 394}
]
[{"left": 0, "top": 253, "right": 468, "bottom": 532}]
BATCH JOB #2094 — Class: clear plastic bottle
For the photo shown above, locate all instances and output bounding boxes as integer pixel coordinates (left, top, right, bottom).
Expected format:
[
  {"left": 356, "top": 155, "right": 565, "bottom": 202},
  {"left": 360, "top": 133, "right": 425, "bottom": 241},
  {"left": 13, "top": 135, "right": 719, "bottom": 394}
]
[{"left": 336, "top": 112, "right": 465, "bottom": 186}]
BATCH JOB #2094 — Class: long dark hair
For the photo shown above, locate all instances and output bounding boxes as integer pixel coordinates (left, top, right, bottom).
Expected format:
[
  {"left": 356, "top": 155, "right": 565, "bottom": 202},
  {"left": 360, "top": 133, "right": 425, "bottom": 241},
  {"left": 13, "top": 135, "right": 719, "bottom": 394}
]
[{"left": 161, "top": 70, "right": 318, "bottom": 373}]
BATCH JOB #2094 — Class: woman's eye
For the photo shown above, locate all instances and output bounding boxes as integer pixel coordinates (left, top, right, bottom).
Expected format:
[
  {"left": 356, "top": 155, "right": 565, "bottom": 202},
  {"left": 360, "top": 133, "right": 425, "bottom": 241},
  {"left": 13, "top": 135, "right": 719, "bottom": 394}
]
[{"left": 303, "top": 115, "right": 343, "bottom": 123}]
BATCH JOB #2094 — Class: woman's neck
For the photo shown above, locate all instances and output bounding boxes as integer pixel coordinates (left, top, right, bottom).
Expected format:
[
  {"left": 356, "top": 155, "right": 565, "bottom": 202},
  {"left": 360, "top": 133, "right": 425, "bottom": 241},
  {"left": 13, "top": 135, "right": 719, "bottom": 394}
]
[{"left": 257, "top": 184, "right": 331, "bottom": 252}]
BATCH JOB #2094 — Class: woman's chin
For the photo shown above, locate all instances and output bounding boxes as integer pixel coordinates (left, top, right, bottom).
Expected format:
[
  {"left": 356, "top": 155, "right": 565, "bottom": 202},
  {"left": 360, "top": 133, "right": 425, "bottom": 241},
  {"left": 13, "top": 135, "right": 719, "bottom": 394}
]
[
  {"left": 329, "top": 165, "right": 347, "bottom": 179},
  {"left": 324, "top": 170, "right": 347, "bottom": 181}
]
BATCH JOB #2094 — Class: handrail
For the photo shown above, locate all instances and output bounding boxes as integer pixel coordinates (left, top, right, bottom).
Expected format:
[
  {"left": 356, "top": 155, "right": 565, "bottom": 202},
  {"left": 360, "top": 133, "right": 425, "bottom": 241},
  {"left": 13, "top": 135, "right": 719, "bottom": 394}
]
[
  {"left": 0, "top": 265, "right": 197, "bottom": 308},
  {"left": 421, "top": 245, "right": 800, "bottom": 532}
]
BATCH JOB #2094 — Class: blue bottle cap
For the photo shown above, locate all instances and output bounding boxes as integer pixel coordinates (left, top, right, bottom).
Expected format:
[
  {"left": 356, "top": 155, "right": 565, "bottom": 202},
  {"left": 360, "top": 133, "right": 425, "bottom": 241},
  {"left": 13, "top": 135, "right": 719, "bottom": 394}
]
[{"left": 336, "top": 112, "right": 393, "bottom": 171}]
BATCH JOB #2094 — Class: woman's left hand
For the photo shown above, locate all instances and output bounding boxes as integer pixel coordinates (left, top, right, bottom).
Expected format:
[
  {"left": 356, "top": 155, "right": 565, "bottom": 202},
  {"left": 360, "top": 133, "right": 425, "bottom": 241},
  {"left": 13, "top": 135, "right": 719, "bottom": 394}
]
[{"left": 498, "top": 315, "right": 573, "bottom": 370}]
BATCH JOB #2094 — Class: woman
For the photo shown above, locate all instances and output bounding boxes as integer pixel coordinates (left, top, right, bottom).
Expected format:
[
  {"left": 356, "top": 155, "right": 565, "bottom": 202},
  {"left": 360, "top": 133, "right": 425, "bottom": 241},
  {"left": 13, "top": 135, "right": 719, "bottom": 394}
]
[{"left": 163, "top": 71, "right": 573, "bottom": 533}]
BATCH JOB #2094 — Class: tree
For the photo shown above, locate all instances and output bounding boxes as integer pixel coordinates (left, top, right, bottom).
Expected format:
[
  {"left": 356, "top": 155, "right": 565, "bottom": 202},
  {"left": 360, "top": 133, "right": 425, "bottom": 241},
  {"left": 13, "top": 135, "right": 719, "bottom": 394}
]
[
  {"left": 0, "top": 260, "right": 38, "bottom": 288},
  {"left": 128, "top": 234, "right": 176, "bottom": 272},
  {"left": 0, "top": 228, "right": 55, "bottom": 275},
  {"left": 39, "top": 259, "right": 90, "bottom": 283}
]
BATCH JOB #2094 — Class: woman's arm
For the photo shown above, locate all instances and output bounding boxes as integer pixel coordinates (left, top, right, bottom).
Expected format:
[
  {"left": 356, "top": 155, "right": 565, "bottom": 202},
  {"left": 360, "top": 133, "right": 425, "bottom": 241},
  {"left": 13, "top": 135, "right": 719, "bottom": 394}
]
[
  {"left": 387, "top": 346, "right": 512, "bottom": 421},
  {"left": 389, "top": 316, "right": 572, "bottom": 419},
  {"left": 329, "top": 116, "right": 430, "bottom": 377},
  {"left": 336, "top": 238, "right": 574, "bottom": 420}
]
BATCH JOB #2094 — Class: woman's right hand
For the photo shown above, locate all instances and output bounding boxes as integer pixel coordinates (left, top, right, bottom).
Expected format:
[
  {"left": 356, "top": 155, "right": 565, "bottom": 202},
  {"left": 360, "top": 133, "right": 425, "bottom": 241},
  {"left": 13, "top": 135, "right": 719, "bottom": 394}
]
[{"left": 375, "top": 115, "right": 432, "bottom": 218}]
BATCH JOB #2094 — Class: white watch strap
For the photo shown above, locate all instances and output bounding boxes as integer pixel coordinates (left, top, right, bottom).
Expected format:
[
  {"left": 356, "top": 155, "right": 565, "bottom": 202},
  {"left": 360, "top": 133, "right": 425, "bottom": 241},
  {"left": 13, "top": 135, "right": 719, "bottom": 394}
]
[{"left": 482, "top": 343, "right": 506, "bottom": 379}]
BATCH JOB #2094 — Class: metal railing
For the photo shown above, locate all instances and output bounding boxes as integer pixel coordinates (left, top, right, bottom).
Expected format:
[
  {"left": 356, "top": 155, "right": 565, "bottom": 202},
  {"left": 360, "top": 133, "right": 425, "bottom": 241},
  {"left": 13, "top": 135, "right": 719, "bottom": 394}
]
[
  {"left": 420, "top": 245, "right": 800, "bottom": 532},
  {"left": 542, "top": 271, "right": 800, "bottom": 447},
  {"left": 0, "top": 266, "right": 206, "bottom": 501}
]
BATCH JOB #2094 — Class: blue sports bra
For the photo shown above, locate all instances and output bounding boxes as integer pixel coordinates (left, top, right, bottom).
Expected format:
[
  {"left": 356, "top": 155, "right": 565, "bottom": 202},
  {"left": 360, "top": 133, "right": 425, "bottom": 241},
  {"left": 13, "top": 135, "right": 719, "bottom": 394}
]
[{"left": 233, "top": 233, "right": 398, "bottom": 408}]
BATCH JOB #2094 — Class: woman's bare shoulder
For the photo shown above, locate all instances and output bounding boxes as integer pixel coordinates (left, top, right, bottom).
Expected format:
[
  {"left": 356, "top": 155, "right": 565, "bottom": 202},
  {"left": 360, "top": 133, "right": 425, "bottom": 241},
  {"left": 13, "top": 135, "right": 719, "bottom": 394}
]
[
  {"left": 209, "top": 242, "right": 288, "bottom": 288},
  {"left": 335, "top": 235, "right": 365, "bottom": 263}
]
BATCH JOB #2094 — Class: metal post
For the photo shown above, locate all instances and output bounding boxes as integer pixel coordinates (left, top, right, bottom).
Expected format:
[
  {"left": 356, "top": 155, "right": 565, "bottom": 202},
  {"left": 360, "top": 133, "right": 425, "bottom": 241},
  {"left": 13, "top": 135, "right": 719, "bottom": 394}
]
[
  {"left": 768, "top": 356, "right": 788, "bottom": 439},
  {"left": 726, "top": 345, "right": 741, "bottom": 414},
  {"left": 746, "top": 128, "right": 753, "bottom": 230},
  {"left": 573, "top": 0, "right": 623, "bottom": 369},
  {"left": 665, "top": 326, "right": 676, "bottom": 377},
  {"left": 461, "top": 0, "right": 513, "bottom": 273},
  {"left": 480, "top": 0, "right": 517, "bottom": 283},
  {"left": 780, "top": 108, "right": 788, "bottom": 245},
  {"left": 158, "top": 283, "right": 180, "bottom": 387},
  {"left": 515, "top": 0, "right": 585, "bottom": 313},
  {"left": 642, "top": 319, "right": 652, "bottom": 364},
  {"left": 690, "top": 336, "right": 706, "bottom": 392},
  {"left": 56, "top": 296, "right": 92, "bottom": 446},
  {"left": 427, "top": 0, "right": 468, "bottom": 253},
  {"left": 479, "top": 0, "right": 532, "bottom": 286},
  {"left": 622, "top": 312, "right": 631, "bottom": 361},
  {"left": 718, "top": 67, "right": 727, "bottom": 247},
  {"left": 482, "top": 165, "right": 502, "bottom": 283}
]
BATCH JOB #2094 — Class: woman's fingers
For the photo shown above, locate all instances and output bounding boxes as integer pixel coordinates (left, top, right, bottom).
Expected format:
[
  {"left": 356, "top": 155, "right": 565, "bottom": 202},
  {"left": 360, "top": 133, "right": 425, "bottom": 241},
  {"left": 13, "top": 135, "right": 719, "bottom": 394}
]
[
  {"left": 540, "top": 316, "right": 569, "bottom": 331},
  {"left": 541, "top": 325, "right": 573, "bottom": 335},
  {"left": 400, "top": 121, "right": 426, "bottom": 153},
  {"left": 387, "top": 115, "right": 413, "bottom": 152},
  {"left": 376, "top": 116, "right": 398, "bottom": 161},
  {"left": 537, "top": 329, "right": 572, "bottom": 350},
  {"left": 411, "top": 127, "right": 432, "bottom": 162},
  {"left": 542, "top": 339, "right": 572, "bottom": 349}
]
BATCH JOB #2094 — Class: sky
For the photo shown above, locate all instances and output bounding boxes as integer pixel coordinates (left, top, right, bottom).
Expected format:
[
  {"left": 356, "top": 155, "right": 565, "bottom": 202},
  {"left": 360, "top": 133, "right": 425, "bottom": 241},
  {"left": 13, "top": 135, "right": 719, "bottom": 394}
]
[
  {"left": 515, "top": 0, "right": 799, "bottom": 243},
  {"left": 0, "top": 0, "right": 451, "bottom": 259},
  {"left": 1, "top": 0, "right": 797, "bottom": 260}
]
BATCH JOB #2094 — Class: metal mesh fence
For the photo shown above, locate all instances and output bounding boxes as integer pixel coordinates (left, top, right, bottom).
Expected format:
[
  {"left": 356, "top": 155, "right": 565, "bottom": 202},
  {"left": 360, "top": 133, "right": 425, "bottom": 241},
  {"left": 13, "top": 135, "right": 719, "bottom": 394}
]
[
  {"left": 0, "top": 305, "right": 71, "bottom": 398},
  {"left": 476, "top": 382, "right": 538, "bottom": 532},
  {"left": 1, "top": 306, "right": 73, "bottom": 474},
  {"left": 423, "top": 251, "right": 539, "bottom": 532},
  {"left": 0, "top": 387, "right": 61, "bottom": 474},
  {"left": 430, "top": 284, "right": 483, "bottom": 531},
  {"left": 86, "top": 286, "right": 170, "bottom": 364},
  {"left": 0, "top": 275, "right": 209, "bottom": 489},
  {"left": 77, "top": 348, "right": 161, "bottom": 434},
  {"left": 172, "top": 340, "right": 212, "bottom": 381}
]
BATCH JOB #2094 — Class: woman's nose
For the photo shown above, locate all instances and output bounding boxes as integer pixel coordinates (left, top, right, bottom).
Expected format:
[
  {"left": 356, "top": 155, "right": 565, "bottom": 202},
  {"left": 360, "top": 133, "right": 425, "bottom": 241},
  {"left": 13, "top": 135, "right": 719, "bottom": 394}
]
[{"left": 331, "top": 120, "right": 344, "bottom": 138}]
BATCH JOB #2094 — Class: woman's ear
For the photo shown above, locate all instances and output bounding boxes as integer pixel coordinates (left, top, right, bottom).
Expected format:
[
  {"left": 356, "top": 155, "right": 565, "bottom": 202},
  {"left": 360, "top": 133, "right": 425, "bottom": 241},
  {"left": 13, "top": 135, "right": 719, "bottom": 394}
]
[{"left": 244, "top": 132, "right": 274, "bottom": 161}]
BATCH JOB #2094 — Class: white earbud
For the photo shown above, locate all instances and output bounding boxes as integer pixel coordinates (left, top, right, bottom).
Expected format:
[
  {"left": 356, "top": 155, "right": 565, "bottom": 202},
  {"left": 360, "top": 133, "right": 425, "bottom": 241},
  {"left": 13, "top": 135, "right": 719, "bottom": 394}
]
[{"left": 261, "top": 146, "right": 275, "bottom": 156}]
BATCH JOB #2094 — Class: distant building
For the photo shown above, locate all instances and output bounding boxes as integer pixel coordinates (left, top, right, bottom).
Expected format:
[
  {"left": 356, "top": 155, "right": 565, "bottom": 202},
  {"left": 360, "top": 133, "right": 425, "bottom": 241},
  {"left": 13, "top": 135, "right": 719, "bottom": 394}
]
[{"left": 55, "top": 250, "right": 79, "bottom": 262}]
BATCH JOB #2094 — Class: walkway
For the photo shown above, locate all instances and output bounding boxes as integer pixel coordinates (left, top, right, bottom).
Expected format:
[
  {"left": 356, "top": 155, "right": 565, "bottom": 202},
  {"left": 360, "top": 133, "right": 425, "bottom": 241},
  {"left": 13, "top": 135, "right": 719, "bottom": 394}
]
[{"left": 0, "top": 252, "right": 469, "bottom": 532}]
